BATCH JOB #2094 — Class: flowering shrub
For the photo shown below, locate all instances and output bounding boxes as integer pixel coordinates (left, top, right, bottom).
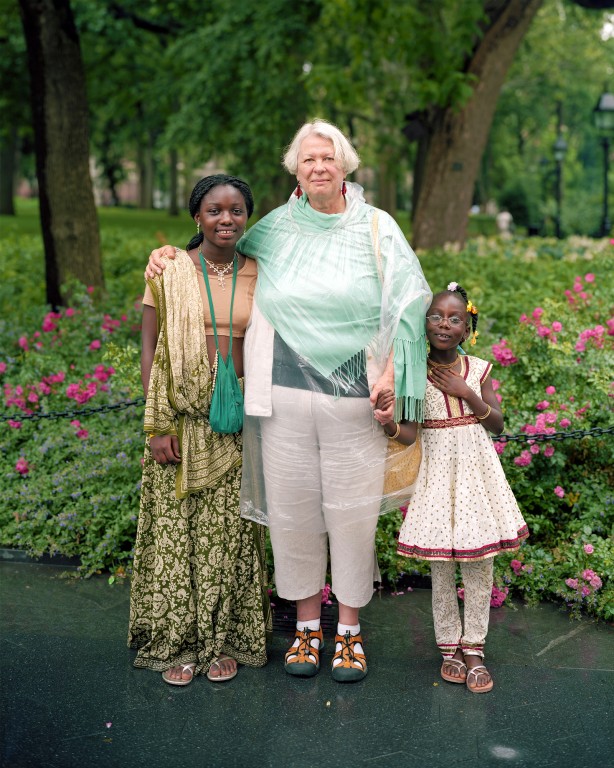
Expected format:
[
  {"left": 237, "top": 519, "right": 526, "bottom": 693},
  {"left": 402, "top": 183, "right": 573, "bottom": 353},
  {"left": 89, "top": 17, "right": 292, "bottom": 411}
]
[
  {"left": 1, "top": 228, "right": 612, "bottom": 618},
  {"left": 0, "top": 282, "right": 144, "bottom": 577}
]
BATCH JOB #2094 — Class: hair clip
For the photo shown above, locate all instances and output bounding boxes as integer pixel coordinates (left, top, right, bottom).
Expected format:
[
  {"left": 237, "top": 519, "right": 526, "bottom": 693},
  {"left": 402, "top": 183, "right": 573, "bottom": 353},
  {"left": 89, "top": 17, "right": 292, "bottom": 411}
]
[
  {"left": 470, "top": 330, "right": 479, "bottom": 346},
  {"left": 467, "top": 300, "right": 478, "bottom": 315},
  {"left": 447, "top": 282, "right": 458, "bottom": 291}
]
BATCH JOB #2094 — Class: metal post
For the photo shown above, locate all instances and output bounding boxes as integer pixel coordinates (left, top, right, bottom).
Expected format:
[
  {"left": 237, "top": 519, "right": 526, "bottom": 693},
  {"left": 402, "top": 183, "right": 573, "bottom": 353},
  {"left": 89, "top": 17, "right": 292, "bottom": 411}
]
[
  {"left": 555, "top": 157, "right": 563, "bottom": 239},
  {"left": 601, "top": 136, "right": 611, "bottom": 237}
]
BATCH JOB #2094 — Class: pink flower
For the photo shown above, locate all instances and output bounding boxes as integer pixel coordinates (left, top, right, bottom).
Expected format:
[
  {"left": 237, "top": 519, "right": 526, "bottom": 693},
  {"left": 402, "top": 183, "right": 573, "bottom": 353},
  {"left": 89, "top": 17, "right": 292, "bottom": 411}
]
[
  {"left": 76, "top": 429, "right": 89, "bottom": 439},
  {"left": 493, "top": 441, "right": 506, "bottom": 455},
  {"left": 495, "top": 393, "right": 502, "bottom": 403},
  {"left": 584, "top": 273, "right": 595, "bottom": 283},
  {"left": 492, "top": 339, "right": 518, "bottom": 366},
  {"left": 554, "top": 486, "right": 565, "bottom": 498},
  {"left": 510, "top": 559, "right": 523, "bottom": 574},
  {"left": 490, "top": 585, "right": 509, "bottom": 608},
  {"left": 65, "top": 307, "right": 75, "bottom": 317},
  {"left": 15, "top": 457, "right": 29, "bottom": 475},
  {"left": 519, "top": 314, "right": 528, "bottom": 323},
  {"left": 537, "top": 325, "right": 551, "bottom": 337},
  {"left": 321, "top": 584, "right": 332, "bottom": 605},
  {"left": 545, "top": 386, "right": 556, "bottom": 395},
  {"left": 89, "top": 339, "right": 101, "bottom": 351},
  {"left": 18, "top": 336, "right": 29, "bottom": 350},
  {"left": 559, "top": 418, "right": 571, "bottom": 428},
  {"left": 532, "top": 307, "right": 544, "bottom": 319},
  {"left": 573, "top": 280, "right": 583, "bottom": 293},
  {"left": 70, "top": 420, "right": 81, "bottom": 428},
  {"left": 529, "top": 444, "right": 540, "bottom": 454},
  {"left": 0, "top": 362, "right": 6, "bottom": 374},
  {"left": 551, "top": 321, "right": 562, "bottom": 332},
  {"left": 581, "top": 586, "right": 591, "bottom": 597},
  {"left": 583, "top": 543, "right": 594, "bottom": 554},
  {"left": 565, "top": 578, "right": 578, "bottom": 589},
  {"left": 582, "top": 569, "right": 596, "bottom": 581},
  {"left": 536, "top": 401, "right": 549, "bottom": 410},
  {"left": 457, "top": 588, "right": 465, "bottom": 600},
  {"left": 87, "top": 286, "right": 95, "bottom": 294},
  {"left": 514, "top": 451, "right": 532, "bottom": 467},
  {"left": 491, "top": 378, "right": 500, "bottom": 391},
  {"left": 544, "top": 446, "right": 555, "bottom": 458},
  {"left": 8, "top": 420, "right": 22, "bottom": 429},
  {"left": 589, "top": 575, "right": 602, "bottom": 590}
]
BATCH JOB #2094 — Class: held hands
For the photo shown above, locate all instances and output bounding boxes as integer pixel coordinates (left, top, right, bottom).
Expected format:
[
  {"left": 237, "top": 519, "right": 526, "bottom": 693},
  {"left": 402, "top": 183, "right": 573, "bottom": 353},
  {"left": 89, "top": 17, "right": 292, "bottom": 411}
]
[
  {"left": 372, "top": 387, "right": 395, "bottom": 426},
  {"left": 144, "top": 245, "right": 177, "bottom": 280},
  {"left": 149, "top": 435, "right": 181, "bottom": 465}
]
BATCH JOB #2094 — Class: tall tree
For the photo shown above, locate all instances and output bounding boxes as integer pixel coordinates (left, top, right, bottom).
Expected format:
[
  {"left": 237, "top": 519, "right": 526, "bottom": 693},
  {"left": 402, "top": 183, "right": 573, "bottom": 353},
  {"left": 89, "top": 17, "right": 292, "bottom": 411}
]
[
  {"left": 410, "top": 0, "right": 544, "bottom": 248},
  {"left": 18, "top": 0, "right": 103, "bottom": 306}
]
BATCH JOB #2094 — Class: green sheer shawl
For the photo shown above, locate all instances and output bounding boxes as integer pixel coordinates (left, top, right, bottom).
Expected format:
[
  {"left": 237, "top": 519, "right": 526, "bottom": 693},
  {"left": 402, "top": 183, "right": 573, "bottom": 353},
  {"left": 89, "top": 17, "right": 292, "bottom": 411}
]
[{"left": 238, "top": 183, "right": 431, "bottom": 420}]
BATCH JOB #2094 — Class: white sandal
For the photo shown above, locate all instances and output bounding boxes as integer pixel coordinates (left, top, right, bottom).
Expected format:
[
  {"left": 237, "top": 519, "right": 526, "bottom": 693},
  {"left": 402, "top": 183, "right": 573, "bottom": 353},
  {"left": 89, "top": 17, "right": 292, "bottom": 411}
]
[
  {"left": 440, "top": 657, "right": 467, "bottom": 684},
  {"left": 466, "top": 664, "right": 494, "bottom": 694},
  {"left": 162, "top": 663, "right": 196, "bottom": 687}
]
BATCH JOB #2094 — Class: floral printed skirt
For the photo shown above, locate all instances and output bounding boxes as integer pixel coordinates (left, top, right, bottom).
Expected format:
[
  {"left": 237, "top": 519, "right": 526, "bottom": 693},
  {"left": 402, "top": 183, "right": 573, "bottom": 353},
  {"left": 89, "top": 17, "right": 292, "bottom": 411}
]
[{"left": 128, "top": 449, "right": 270, "bottom": 675}]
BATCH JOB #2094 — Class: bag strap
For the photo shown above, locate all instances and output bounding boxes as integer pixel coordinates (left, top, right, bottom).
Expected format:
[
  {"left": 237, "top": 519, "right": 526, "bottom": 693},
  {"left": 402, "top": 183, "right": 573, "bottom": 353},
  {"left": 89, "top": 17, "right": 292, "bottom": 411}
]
[
  {"left": 198, "top": 253, "right": 238, "bottom": 362},
  {"left": 371, "top": 211, "right": 383, "bottom": 283}
]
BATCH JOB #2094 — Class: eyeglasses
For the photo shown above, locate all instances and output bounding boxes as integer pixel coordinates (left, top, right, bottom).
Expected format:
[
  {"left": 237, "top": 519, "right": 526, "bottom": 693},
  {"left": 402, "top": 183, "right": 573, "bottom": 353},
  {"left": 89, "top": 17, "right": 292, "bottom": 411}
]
[{"left": 426, "top": 314, "right": 465, "bottom": 327}]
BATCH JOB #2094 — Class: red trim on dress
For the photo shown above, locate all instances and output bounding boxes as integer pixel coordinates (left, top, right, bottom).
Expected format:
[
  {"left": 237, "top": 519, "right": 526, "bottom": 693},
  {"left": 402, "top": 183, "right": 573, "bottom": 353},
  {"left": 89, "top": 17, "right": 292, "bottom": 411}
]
[
  {"left": 397, "top": 525, "right": 529, "bottom": 561},
  {"left": 480, "top": 361, "right": 492, "bottom": 384}
]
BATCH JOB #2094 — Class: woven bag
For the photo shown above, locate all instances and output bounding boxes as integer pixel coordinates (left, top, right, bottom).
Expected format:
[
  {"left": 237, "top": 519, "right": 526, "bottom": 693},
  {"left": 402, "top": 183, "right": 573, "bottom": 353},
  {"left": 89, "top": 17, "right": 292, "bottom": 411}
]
[{"left": 383, "top": 428, "right": 421, "bottom": 496}]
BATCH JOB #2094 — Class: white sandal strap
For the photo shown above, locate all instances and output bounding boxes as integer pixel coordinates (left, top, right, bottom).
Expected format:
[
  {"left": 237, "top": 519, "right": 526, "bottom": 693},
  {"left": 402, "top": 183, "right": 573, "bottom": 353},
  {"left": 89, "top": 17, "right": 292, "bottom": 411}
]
[
  {"left": 467, "top": 665, "right": 489, "bottom": 678},
  {"left": 443, "top": 659, "right": 467, "bottom": 670}
]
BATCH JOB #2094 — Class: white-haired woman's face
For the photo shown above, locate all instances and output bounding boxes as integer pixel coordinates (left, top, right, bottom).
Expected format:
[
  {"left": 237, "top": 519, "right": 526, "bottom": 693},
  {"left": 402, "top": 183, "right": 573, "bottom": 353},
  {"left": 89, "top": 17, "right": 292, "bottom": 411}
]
[{"left": 296, "top": 135, "right": 345, "bottom": 208}]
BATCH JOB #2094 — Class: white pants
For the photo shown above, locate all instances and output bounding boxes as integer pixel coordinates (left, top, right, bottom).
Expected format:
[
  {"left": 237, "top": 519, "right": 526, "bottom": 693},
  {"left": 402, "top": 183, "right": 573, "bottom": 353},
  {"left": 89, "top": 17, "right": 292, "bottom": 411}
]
[
  {"left": 260, "top": 386, "right": 386, "bottom": 607},
  {"left": 431, "top": 559, "right": 494, "bottom": 658}
]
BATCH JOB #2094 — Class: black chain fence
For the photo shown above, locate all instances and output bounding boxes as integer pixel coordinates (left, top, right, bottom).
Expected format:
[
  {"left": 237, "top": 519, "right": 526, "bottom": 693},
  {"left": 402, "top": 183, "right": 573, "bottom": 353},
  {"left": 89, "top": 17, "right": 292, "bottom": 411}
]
[{"left": 1, "top": 398, "right": 612, "bottom": 444}]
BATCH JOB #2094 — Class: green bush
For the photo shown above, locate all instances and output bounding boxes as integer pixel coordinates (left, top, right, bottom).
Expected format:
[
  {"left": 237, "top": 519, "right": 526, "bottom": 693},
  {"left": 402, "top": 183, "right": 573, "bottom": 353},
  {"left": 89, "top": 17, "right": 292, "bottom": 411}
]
[{"left": 0, "top": 224, "right": 612, "bottom": 619}]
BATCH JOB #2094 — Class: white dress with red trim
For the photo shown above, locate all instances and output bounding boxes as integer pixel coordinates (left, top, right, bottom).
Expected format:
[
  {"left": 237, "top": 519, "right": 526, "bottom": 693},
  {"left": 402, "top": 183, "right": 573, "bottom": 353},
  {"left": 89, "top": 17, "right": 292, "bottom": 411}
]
[{"left": 397, "top": 355, "right": 528, "bottom": 562}]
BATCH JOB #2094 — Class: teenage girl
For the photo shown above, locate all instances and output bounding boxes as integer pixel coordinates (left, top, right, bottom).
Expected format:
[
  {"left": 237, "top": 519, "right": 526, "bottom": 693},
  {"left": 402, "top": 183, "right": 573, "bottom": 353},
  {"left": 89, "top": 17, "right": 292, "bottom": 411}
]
[{"left": 377, "top": 283, "right": 528, "bottom": 693}]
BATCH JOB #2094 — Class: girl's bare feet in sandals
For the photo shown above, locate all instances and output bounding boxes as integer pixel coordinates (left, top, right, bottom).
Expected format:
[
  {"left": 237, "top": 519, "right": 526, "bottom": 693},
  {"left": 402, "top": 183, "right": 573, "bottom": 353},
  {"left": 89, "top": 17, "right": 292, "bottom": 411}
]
[
  {"left": 440, "top": 648, "right": 467, "bottom": 684},
  {"left": 207, "top": 654, "right": 238, "bottom": 682},
  {"left": 162, "top": 662, "right": 196, "bottom": 686},
  {"left": 465, "top": 654, "right": 494, "bottom": 693}
]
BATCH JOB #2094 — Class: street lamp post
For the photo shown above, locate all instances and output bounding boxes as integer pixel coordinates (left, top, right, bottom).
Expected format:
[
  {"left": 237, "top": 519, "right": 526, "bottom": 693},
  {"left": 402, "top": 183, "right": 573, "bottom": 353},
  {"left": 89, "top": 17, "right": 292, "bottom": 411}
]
[
  {"left": 553, "top": 103, "right": 567, "bottom": 239},
  {"left": 593, "top": 90, "right": 614, "bottom": 237}
]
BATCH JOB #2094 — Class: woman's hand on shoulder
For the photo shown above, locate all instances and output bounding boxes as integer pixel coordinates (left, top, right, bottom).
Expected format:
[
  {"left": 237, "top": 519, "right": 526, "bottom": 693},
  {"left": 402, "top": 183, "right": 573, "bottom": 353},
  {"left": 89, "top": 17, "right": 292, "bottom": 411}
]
[
  {"left": 144, "top": 245, "right": 178, "bottom": 280},
  {"left": 149, "top": 435, "right": 181, "bottom": 464}
]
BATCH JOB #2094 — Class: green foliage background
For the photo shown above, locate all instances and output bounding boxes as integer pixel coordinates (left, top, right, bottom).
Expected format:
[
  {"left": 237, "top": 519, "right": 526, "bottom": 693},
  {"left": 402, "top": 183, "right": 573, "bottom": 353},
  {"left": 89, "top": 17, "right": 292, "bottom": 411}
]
[{"left": 1, "top": 208, "right": 612, "bottom": 618}]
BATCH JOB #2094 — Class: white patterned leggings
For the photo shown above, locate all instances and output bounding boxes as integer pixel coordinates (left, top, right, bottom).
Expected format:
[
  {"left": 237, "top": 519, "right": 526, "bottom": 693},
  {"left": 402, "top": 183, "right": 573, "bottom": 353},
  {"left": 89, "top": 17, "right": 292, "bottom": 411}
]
[{"left": 430, "top": 559, "right": 494, "bottom": 659}]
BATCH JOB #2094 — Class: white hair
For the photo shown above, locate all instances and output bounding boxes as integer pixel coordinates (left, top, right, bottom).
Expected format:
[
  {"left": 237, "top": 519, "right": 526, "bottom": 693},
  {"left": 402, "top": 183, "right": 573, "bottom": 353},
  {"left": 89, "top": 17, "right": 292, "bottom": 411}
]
[{"left": 282, "top": 119, "right": 361, "bottom": 175}]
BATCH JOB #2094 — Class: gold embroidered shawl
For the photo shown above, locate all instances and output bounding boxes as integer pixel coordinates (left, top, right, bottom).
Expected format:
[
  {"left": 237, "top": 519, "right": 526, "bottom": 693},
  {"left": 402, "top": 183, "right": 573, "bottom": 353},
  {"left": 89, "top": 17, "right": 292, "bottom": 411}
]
[{"left": 143, "top": 249, "right": 242, "bottom": 499}]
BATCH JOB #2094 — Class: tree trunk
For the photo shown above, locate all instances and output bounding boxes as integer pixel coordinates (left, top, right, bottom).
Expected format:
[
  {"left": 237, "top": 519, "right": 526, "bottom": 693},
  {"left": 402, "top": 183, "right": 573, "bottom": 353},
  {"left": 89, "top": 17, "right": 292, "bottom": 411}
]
[
  {"left": 0, "top": 128, "right": 17, "bottom": 215},
  {"left": 412, "top": 0, "right": 543, "bottom": 249},
  {"left": 377, "top": 152, "right": 397, "bottom": 216},
  {"left": 138, "top": 139, "right": 154, "bottom": 209},
  {"left": 18, "top": 0, "right": 103, "bottom": 306}
]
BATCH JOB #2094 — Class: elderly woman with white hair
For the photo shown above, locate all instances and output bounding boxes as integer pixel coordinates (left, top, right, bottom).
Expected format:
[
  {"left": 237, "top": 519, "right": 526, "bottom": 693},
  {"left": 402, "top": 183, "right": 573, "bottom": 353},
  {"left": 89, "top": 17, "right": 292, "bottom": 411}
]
[{"left": 146, "top": 119, "right": 431, "bottom": 683}]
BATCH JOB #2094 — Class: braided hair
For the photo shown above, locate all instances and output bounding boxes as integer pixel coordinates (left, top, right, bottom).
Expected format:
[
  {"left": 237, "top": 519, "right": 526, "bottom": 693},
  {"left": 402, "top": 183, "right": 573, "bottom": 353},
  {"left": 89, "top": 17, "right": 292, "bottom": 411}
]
[
  {"left": 442, "top": 282, "right": 479, "bottom": 346},
  {"left": 186, "top": 174, "right": 255, "bottom": 252}
]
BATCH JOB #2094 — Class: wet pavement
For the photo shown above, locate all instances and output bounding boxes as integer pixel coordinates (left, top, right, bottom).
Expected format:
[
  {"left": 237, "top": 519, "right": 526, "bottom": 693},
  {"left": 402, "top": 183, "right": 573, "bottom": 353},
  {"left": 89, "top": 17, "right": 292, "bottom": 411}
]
[{"left": 0, "top": 561, "right": 612, "bottom": 768}]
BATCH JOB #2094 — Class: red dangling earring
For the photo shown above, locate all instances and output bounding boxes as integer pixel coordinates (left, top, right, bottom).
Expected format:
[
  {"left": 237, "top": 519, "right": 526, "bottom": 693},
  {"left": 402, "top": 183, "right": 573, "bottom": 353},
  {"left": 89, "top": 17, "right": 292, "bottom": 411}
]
[
  {"left": 342, "top": 181, "right": 347, "bottom": 196},
  {"left": 295, "top": 182, "right": 302, "bottom": 197}
]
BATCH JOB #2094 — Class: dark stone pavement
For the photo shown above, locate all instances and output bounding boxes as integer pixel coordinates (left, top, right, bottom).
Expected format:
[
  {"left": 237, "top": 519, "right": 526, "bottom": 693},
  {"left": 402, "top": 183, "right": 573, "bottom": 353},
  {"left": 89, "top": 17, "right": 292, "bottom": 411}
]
[{"left": 0, "top": 561, "right": 612, "bottom": 768}]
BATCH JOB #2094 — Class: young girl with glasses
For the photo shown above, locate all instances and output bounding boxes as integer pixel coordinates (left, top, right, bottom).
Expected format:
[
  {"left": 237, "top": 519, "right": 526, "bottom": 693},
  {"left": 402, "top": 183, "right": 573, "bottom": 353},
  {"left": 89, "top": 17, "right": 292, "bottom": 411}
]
[{"left": 376, "top": 282, "right": 528, "bottom": 693}]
